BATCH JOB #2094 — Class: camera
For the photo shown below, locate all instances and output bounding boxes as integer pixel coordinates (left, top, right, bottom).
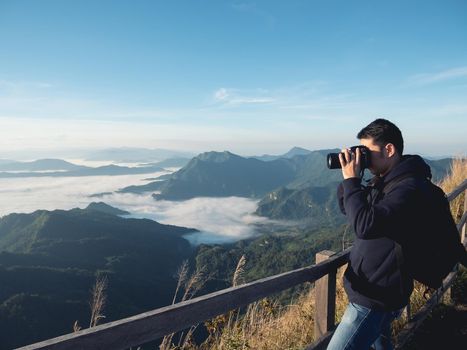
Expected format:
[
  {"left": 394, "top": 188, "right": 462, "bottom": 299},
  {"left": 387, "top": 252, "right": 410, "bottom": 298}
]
[{"left": 327, "top": 145, "right": 371, "bottom": 169}]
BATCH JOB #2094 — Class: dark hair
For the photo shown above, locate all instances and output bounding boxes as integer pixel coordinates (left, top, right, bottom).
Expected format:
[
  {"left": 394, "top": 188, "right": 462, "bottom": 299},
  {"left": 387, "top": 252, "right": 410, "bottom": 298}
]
[{"left": 357, "top": 118, "right": 404, "bottom": 155}]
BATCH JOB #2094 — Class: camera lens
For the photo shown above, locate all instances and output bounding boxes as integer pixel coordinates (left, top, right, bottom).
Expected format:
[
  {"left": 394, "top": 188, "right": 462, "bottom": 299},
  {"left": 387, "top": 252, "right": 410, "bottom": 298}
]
[{"left": 327, "top": 153, "right": 342, "bottom": 169}]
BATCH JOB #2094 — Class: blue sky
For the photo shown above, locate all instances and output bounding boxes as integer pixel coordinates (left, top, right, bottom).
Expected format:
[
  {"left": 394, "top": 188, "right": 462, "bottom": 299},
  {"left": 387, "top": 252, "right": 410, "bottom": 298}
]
[{"left": 0, "top": 0, "right": 466, "bottom": 157}]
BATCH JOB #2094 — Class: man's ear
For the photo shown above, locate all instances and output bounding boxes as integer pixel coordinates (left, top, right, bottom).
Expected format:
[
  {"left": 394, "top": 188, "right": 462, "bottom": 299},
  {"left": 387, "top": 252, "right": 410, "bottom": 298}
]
[{"left": 385, "top": 143, "right": 396, "bottom": 158}]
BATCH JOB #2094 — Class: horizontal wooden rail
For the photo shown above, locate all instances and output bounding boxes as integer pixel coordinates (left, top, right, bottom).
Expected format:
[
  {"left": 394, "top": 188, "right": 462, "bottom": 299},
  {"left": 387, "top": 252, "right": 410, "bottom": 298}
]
[
  {"left": 17, "top": 249, "right": 351, "bottom": 350},
  {"left": 446, "top": 178, "right": 467, "bottom": 202}
]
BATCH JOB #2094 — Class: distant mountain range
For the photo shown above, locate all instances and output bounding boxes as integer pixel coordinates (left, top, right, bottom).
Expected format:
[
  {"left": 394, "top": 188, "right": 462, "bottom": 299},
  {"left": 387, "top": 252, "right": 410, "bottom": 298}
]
[
  {"left": 251, "top": 146, "right": 313, "bottom": 161},
  {"left": 2, "top": 148, "right": 455, "bottom": 226},
  {"left": 0, "top": 148, "right": 196, "bottom": 165},
  {"left": 0, "top": 159, "right": 85, "bottom": 172},
  {"left": 0, "top": 203, "right": 196, "bottom": 349},
  {"left": 150, "top": 151, "right": 299, "bottom": 200},
  {"left": 0, "top": 158, "right": 188, "bottom": 178},
  {"left": 119, "top": 148, "right": 343, "bottom": 199}
]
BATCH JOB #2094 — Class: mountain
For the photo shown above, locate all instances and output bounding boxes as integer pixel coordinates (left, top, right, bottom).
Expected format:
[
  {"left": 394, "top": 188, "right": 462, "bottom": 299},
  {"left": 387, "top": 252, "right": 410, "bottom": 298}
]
[
  {"left": 0, "top": 159, "right": 86, "bottom": 172},
  {"left": 147, "top": 151, "right": 298, "bottom": 200},
  {"left": 114, "top": 149, "right": 366, "bottom": 196},
  {"left": 421, "top": 154, "right": 455, "bottom": 160},
  {"left": 0, "top": 207, "right": 196, "bottom": 349},
  {"left": 255, "top": 182, "right": 345, "bottom": 227},
  {"left": 85, "top": 202, "right": 130, "bottom": 216},
  {"left": 252, "top": 146, "right": 312, "bottom": 161},
  {"left": 117, "top": 180, "right": 166, "bottom": 194},
  {"left": 255, "top": 156, "right": 454, "bottom": 223},
  {"left": 67, "top": 164, "right": 163, "bottom": 176},
  {"left": 143, "top": 157, "right": 192, "bottom": 169},
  {"left": 283, "top": 146, "right": 313, "bottom": 158},
  {"left": 285, "top": 149, "right": 342, "bottom": 188},
  {"left": 150, "top": 151, "right": 299, "bottom": 200},
  {"left": 142, "top": 173, "right": 173, "bottom": 181},
  {"left": 0, "top": 163, "right": 164, "bottom": 178},
  {"left": 120, "top": 149, "right": 340, "bottom": 197},
  {"left": 425, "top": 158, "right": 456, "bottom": 183}
]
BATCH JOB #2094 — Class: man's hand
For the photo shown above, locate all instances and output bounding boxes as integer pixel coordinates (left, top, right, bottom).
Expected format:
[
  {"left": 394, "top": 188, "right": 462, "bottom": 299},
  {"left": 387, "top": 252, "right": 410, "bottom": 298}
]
[{"left": 339, "top": 147, "right": 361, "bottom": 179}]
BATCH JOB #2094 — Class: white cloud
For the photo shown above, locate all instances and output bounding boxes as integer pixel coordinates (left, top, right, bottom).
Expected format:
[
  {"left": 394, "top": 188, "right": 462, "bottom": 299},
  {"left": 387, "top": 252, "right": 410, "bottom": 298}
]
[
  {"left": 213, "top": 88, "right": 275, "bottom": 105},
  {"left": 214, "top": 88, "right": 229, "bottom": 101},
  {"left": 99, "top": 192, "right": 275, "bottom": 244},
  {"left": 1, "top": 77, "right": 466, "bottom": 157},
  {"left": 0, "top": 80, "right": 54, "bottom": 91},
  {"left": 0, "top": 170, "right": 170, "bottom": 216},
  {"left": 407, "top": 66, "right": 467, "bottom": 85},
  {"left": 120, "top": 196, "right": 269, "bottom": 244},
  {"left": 0, "top": 171, "right": 273, "bottom": 244}
]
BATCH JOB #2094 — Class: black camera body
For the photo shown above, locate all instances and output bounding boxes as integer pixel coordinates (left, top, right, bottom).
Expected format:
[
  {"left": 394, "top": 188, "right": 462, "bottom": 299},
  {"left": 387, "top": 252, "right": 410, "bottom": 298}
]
[{"left": 327, "top": 145, "right": 371, "bottom": 169}]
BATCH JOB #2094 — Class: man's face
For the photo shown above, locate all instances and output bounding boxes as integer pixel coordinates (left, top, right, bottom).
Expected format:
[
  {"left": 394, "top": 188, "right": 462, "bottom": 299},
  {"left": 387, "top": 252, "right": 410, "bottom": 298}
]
[{"left": 359, "top": 138, "right": 389, "bottom": 176}]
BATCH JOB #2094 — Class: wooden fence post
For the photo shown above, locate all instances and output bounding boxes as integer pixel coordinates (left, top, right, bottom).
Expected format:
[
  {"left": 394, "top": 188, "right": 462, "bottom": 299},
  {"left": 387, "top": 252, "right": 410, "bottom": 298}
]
[{"left": 314, "top": 250, "right": 337, "bottom": 341}]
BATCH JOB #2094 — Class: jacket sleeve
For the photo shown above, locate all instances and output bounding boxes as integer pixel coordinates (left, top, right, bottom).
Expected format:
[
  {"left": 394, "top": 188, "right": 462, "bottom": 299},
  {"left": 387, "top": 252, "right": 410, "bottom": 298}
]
[{"left": 341, "top": 177, "right": 418, "bottom": 240}]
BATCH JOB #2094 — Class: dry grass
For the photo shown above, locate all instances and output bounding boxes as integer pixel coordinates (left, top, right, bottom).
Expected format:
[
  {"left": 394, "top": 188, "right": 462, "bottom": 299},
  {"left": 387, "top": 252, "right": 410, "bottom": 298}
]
[
  {"left": 437, "top": 156, "right": 466, "bottom": 221},
  {"left": 334, "top": 266, "right": 349, "bottom": 324},
  {"left": 73, "top": 275, "right": 107, "bottom": 333},
  {"left": 173, "top": 260, "right": 189, "bottom": 305},
  {"left": 73, "top": 273, "right": 108, "bottom": 333},
  {"left": 73, "top": 320, "right": 81, "bottom": 333},
  {"left": 160, "top": 262, "right": 209, "bottom": 350},
  {"left": 89, "top": 274, "right": 108, "bottom": 328},
  {"left": 198, "top": 262, "right": 348, "bottom": 350},
  {"left": 232, "top": 255, "right": 246, "bottom": 287}
]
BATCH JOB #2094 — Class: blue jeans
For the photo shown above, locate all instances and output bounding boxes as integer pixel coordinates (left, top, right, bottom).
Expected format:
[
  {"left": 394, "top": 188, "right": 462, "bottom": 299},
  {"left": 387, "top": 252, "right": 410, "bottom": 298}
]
[{"left": 327, "top": 302, "right": 404, "bottom": 350}]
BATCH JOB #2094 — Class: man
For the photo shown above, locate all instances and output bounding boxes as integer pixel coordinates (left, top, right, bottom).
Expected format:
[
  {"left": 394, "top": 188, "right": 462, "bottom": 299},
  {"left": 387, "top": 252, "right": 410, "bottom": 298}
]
[{"left": 327, "top": 118, "right": 432, "bottom": 350}]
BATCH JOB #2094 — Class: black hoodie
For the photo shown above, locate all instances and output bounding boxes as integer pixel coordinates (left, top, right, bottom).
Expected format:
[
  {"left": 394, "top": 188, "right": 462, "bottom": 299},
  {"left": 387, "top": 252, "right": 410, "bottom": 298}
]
[{"left": 337, "top": 155, "right": 432, "bottom": 311}]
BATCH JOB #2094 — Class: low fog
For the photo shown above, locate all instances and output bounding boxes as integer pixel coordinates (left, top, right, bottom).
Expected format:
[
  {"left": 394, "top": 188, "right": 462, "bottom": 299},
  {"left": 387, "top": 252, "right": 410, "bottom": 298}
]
[{"left": 0, "top": 168, "right": 272, "bottom": 244}]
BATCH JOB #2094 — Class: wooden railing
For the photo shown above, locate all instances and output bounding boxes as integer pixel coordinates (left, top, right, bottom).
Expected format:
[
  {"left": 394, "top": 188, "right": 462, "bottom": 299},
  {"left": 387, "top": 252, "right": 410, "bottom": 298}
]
[{"left": 17, "top": 179, "right": 467, "bottom": 350}]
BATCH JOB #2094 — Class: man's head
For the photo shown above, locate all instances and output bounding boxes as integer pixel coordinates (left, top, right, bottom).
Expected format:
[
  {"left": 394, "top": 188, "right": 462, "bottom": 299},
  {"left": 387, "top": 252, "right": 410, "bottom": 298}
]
[{"left": 357, "top": 118, "right": 404, "bottom": 176}]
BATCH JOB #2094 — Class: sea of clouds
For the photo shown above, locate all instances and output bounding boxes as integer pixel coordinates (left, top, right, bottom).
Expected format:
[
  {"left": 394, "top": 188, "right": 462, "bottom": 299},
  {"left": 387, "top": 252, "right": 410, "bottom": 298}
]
[{"left": 0, "top": 165, "right": 271, "bottom": 244}]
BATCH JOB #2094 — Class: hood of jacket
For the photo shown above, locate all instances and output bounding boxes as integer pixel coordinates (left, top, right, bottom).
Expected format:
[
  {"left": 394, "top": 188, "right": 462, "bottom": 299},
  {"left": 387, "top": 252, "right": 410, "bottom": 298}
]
[{"left": 382, "top": 154, "right": 432, "bottom": 184}]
